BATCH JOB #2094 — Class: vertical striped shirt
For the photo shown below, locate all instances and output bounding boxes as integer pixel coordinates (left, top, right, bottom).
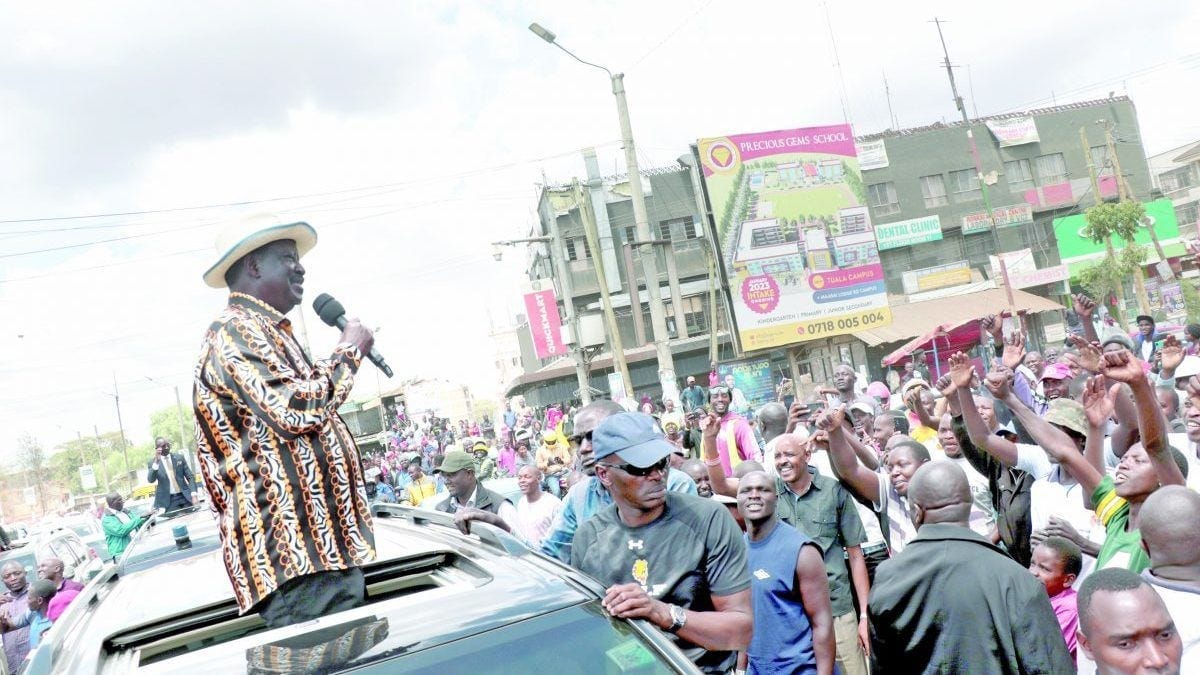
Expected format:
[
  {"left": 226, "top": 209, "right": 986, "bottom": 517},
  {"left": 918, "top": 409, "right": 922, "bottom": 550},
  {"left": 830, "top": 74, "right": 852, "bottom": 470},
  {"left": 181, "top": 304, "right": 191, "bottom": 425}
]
[{"left": 193, "top": 293, "right": 376, "bottom": 612}]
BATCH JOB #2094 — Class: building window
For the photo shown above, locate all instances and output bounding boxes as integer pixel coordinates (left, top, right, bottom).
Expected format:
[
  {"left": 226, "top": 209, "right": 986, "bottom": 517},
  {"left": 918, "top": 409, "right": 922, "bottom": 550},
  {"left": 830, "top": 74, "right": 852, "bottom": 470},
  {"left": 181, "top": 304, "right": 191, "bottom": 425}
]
[
  {"left": 1004, "top": 159, "right": 1034, "bottom": 192},
  {"left": 920, "top": 174, "right": 949, "bottom": 208},
  {"left": 866, "top": 182, "right": 900, "bottom": 216},
  {"left": 1175, "top": 201, "right": 1199, "bottom": 227},
  {"left": 1035, "top": 153, "right": 1068, "bottom": 184},
  {"left": 658, "top": 216, "right": 699, "bottom": 241},
  {"left": 565, "top": 237, "right": 590, "bottom": 261},
  {"left": 751, "top": 226, "right": 786, "bottom": 248},
  {"left": 623, "top": 226, "right": 636, "bottom": 245},
  {"left": 949, "top": 168, "right": 981, "bottom": 203},
  {"left": 1160, "top": 166, "right": 1196, "bottom": 193},
  {"left": 666, "top": 296, "right": 709, "bottom": 335}
]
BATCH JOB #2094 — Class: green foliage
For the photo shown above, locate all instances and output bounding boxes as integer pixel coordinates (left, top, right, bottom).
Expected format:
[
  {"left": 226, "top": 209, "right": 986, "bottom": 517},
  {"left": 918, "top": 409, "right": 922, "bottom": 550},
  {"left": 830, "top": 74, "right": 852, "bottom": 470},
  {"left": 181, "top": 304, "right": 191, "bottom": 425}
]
[
  {"left": 1077, "top": 258, "right": 1126, "bottom": 304},
  {"left": 1118, "top": 244, "right": 1148, "bottom": 268},
  {"left": 1082, "top": 201, "right": 1145, "bottom": 244},
  {"left": 1183, "top": 282, "right": 1200, "bottom": 324},
  {"left": 149, "top": 404, "right": 196, "bottom": 450}
]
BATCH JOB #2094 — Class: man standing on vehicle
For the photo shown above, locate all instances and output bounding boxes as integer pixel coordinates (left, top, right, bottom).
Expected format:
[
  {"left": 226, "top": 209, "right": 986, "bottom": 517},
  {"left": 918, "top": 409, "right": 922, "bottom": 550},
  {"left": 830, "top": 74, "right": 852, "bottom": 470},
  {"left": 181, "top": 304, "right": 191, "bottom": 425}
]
[
  {"left": 101, "top": 492, "right": 146, "bottom": 561},
  {"left": 193, "top": 214, "right": 376, "bottom": 629},
  {"left": 0, "top": 561, "right": 30, "bottom": 672},
  {"left": 147, "top": 437, "right": 195, "bottom": 513},
  {"left": 571, "top": 412, "right": 752, "bottom": 674}
]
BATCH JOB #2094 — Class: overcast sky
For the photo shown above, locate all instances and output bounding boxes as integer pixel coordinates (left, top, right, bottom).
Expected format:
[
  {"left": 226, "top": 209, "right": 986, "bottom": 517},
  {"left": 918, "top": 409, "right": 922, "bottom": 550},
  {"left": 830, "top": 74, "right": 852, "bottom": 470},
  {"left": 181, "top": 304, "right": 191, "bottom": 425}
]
[{"left": 2, "top": 0, "right": 1198, "bottom": 458}]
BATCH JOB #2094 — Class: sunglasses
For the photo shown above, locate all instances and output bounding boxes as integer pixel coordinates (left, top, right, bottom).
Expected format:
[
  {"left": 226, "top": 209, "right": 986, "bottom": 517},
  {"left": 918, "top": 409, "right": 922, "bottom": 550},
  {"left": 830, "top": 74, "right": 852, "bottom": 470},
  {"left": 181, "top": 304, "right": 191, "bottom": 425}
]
[
  {"left": 598, "top": 456, "right": 669, "bottom": 477},
  {"left": 568, "top": 430, "right": 593, "bottom": 445}
]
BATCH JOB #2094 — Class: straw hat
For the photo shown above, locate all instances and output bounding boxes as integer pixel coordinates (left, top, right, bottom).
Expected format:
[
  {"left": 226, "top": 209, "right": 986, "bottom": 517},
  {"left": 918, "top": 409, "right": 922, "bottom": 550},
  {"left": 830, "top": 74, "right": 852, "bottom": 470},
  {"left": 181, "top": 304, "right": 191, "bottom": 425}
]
[{"left": 203, "top": 213, "right": 317, "bottom": 288}]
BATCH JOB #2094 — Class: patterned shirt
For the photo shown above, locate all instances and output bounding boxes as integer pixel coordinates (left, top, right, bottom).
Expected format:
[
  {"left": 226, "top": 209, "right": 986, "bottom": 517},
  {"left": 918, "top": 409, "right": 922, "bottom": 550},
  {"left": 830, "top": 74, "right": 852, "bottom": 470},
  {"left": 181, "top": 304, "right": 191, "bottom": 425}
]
[{"left": 193, "top": 293, "right": 376, "bottom": 613}]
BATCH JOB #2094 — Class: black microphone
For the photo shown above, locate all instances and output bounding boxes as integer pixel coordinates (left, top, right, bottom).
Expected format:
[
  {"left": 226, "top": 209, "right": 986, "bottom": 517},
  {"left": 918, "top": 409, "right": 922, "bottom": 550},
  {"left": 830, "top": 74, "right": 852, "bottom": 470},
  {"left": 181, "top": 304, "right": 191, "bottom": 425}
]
[{"left": 312, "top": 293, "right": 394, "bottom": 378}]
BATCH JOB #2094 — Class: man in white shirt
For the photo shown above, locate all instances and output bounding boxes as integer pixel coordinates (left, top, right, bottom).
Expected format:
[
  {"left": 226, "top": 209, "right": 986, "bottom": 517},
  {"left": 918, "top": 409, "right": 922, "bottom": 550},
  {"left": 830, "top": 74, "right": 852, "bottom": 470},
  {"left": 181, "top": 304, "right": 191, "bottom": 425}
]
[{"left": 513, "top": 465, "right": 561, "bottom": 549}]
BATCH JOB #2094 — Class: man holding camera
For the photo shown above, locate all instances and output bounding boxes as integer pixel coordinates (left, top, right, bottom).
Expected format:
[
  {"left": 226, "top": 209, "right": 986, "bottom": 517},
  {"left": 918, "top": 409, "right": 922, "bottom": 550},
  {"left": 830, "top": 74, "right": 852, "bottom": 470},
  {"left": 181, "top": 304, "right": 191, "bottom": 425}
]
[{"left": 147, "top": 437, "right": 195, "bottom": 513}]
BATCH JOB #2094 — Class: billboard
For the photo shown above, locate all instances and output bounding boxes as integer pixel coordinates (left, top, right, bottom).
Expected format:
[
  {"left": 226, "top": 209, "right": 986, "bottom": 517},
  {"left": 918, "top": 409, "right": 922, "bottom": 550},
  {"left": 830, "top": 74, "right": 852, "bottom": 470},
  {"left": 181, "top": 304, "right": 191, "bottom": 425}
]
[
  {"left": 717, "top": 358, "right": 776, "bottom": 412},
  {"left": 696, "top": 125, "right": 892, "bottom": 351},
  {"left": 523, "top": 286, "right": 566, "bottom": 360},
  {"left": 984, "top": 116, "right": 1040, "bottom": 147},
  {"left": 961, "top": 203, "right": 1033, "bottom": 234},
  {"left": 1052, "top": 198, "right": 1185, "bottom": 273}
]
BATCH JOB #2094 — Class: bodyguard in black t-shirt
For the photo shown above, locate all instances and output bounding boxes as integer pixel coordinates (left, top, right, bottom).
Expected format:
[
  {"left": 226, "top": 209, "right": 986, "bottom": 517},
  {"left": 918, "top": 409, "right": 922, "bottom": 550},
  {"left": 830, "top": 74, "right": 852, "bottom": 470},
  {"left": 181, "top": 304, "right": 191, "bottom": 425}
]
[{"left": 571, "top": 412, "right": 752, "bottom": 674}]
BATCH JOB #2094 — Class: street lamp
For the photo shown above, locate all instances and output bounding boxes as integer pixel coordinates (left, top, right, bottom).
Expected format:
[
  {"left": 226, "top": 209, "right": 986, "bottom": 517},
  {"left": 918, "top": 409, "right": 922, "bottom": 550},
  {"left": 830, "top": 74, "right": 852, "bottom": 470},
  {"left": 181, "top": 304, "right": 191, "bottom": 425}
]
[
  {"left": 529, "top": 22, "right": 678, "bottom": 400},
  {"left": 493, "top": 234, "right": 593, "bottom": 405}
]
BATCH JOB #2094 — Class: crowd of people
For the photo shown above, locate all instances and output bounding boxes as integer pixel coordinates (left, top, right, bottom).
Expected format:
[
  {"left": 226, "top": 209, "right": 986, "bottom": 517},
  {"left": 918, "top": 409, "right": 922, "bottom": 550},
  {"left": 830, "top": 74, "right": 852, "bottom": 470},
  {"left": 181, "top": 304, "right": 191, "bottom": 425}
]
[
  {"left": 341, "top": 297, "right": 1200, "bottom": 673},
  {"left": 171, "top": 217, "right": 1200, "bottom": 673}
]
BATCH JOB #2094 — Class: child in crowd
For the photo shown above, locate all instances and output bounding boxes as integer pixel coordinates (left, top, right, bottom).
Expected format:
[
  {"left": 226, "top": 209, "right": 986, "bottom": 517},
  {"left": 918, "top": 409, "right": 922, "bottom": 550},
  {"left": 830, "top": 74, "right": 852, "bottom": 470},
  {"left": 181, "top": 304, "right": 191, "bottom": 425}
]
[{"left": 1029, "top": 536, "right": 1082, "bottom": 662}]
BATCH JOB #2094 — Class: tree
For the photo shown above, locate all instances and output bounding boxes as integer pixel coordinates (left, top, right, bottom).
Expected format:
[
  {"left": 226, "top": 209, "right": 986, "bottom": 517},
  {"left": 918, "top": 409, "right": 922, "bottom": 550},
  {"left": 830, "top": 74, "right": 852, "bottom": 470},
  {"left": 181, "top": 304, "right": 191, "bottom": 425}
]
[
  {"left": 16, "top": 434, "right": 49, "bottom": 513},
  {"left": 149, "top": 404, "right": 196, "bottom": 451},
  {"left": 1082, "top": 200, "right": 1151, "bottom": 323}
]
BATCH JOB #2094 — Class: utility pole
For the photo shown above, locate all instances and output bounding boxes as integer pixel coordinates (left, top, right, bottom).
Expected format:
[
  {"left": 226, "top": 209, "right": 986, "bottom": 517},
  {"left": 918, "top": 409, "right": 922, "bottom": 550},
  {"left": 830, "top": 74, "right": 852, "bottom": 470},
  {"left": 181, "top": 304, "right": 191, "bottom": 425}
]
[
  {"left": 932, "top": 17, "right": 1014, "bottom": 312},
  {"left": 575, "top": 178, "right": 634, "bottom": 396},
  {"left": 547, "top": 192, "right": 593, "bottom": 406},
  {"left": 1082, "top": 127, "right": 1130, "bottom": 328},
  {"left": 613, "top": 74, "right": 677, "bottom": 399},
  {"left": 111, "top": 373, "right": 133, "bottom": 493},
  {"left": 681, "top": 152, "right": 724, "bottom": 365},
  {"left": 1104, "top": 124, "right": 1153, "bottom": 314}
]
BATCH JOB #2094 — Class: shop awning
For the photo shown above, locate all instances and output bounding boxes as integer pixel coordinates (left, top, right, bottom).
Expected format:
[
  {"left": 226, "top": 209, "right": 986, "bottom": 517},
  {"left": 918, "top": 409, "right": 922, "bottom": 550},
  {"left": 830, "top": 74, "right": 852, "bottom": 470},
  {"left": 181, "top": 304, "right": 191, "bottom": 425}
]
[{"left": 856, "top": 287, "right": 1064, "bottom": 365}]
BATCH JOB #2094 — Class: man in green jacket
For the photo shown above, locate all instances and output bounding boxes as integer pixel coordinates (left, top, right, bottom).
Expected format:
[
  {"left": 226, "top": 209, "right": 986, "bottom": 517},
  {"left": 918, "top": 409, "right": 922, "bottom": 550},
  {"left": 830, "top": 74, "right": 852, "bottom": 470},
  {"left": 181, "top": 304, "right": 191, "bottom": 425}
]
[{"left": 100, "top": 492, "right": 146, "bottom": 561}]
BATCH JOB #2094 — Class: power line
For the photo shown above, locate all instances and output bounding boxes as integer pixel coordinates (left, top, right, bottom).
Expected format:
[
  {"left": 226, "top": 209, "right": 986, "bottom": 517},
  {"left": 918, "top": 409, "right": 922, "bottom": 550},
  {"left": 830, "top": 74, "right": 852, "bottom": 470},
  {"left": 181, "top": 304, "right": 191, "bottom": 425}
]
[
  {"left": 628, "top": 0, "right": 716, "bottom": 71},
  {"left": 0, "top": 144, "right": 619, "bottom": 228}
]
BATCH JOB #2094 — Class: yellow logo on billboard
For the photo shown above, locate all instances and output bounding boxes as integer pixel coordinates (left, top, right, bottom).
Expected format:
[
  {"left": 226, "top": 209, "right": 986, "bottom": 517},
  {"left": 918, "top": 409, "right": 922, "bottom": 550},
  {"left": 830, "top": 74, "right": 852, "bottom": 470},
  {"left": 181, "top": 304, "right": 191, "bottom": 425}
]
[
  {"left": 810, "top": 274, "right": 826, "bottom": 290},
  {"left": 702, "top": 138, "right": 739, "bottom": 174}
]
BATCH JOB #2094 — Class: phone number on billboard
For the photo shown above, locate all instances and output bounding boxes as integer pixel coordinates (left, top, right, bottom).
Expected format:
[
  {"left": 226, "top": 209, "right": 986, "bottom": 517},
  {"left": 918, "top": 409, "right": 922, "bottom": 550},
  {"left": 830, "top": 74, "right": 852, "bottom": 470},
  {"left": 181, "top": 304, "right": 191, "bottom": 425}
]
[{"left": 800, "top": 311, "right": 889, "bottom": 336}]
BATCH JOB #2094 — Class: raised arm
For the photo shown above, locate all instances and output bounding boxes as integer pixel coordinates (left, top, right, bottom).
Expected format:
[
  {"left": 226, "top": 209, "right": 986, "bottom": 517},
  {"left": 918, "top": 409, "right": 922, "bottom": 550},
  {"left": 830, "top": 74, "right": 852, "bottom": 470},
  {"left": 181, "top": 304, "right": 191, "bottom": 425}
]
[
  {"left": 950, "top": 353, "right": 1019, "bottom": 466},
  {"left": 1074, "top": 374, "right": 1118, "bottom": 499},
  {"left": 1073, "top": 293, "right": 1100, "bottom": 345},
  {"left": 1101, "top": 349, "right": 1186, "bottom": 487},
  {"left": 700, "top": 412, "right": 739, "bottom": 497},
  {"left": 989, "top": 368, "right": 1078, "bottom": 466},
  {"left": 819, "top": 406, "right": 881, "bottom": 506},
  {"left": 843, "top": 426, "right": 880, "bottom": 471}
]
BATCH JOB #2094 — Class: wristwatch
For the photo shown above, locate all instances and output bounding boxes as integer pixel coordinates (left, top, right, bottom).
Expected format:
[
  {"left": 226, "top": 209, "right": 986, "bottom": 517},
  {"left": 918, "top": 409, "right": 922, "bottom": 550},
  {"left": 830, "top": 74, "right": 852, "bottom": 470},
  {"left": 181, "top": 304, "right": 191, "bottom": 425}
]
[{"left": 665, "top": 604, "right": 687, "bottom": 633}]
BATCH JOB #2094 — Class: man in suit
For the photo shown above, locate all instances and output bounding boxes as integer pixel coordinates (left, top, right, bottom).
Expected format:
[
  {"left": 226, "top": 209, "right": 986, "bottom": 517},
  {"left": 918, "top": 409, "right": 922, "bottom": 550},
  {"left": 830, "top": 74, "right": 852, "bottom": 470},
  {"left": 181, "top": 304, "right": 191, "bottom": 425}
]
[{"left": 147, "top": 437, "right": 195, "bottom": 512}]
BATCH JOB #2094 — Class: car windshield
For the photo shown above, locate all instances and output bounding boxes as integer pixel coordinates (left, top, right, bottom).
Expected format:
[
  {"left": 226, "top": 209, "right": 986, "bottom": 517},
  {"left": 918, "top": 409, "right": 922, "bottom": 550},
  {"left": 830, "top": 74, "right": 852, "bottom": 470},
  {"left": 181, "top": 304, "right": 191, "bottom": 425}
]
[
  {"left": 69, "top": 524, "right": 93, "bottom": 537},
  {"left": 0, "top": 551, "right": 37, "bottom": 578},
  {"left": 351, "top": 602, "right": 681, "bottom": 674}
]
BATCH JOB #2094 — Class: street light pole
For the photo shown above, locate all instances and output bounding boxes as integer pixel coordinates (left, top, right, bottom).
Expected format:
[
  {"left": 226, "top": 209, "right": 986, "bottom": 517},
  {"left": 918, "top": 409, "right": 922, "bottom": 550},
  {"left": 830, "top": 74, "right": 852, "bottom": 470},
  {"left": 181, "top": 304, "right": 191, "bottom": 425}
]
[
  {"left": 110, "top": 373, "right": 132, "bottom": 493},
  {"left": 530, "top": 22, "right": 677, "bottom": 401}
]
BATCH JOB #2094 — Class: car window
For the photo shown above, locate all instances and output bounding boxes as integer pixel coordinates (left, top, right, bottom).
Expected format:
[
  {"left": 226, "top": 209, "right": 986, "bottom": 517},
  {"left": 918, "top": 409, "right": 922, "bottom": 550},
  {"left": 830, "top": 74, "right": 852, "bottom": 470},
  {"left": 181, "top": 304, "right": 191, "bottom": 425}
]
[{"left": 356, "top": 602, "right": 678, "bottom": 674}]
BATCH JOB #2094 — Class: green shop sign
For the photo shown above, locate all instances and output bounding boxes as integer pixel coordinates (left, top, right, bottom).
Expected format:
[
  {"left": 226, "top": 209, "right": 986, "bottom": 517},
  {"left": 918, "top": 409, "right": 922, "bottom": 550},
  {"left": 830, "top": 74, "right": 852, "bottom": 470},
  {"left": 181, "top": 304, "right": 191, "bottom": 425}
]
[
  {"left": 875, "top": 215, "right": 942, "bottom": 250},
  {"left": 1052, "top": 198, "right": 1182, "bottom": 263}
]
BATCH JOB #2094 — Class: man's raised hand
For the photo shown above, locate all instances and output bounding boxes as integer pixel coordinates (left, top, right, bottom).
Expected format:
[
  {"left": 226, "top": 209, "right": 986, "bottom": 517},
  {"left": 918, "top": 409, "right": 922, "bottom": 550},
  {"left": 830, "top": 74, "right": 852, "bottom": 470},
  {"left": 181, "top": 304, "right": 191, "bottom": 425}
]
[
  {"left": 1081, "top": 374, "right": 1119, "bottom": 429},
  {"left": 1100, "top": 348, "right": 1145, "bottom": 384},
  {"left": 949, "top": 352, "right": 976, "bottom": 390},
  {"left": 1001, "top": 329, "right": 1026, "bottom": 371}
]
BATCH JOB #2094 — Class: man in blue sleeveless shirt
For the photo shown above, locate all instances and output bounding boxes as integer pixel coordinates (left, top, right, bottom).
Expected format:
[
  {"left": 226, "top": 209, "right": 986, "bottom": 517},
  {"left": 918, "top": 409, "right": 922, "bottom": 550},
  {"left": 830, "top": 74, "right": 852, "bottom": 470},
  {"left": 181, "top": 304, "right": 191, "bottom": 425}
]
[{"left": 738, "top": 470, "right": 836, "bottom": 675}]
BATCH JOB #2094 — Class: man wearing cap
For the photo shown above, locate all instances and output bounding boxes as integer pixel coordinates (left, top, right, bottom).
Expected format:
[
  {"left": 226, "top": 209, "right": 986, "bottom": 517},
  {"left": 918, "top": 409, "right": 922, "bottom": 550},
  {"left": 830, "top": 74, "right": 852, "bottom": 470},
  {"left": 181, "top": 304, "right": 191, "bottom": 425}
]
[
  {"left": 680, "top": 376, "right": 706, "bottom": 413},
  {"left": 539, "top": 401, "right": 697, "bottom": 562},
  {"left": 434, "top": 450, "right": 518, "bottom": 535},
  {"left": 471, "top": 440, "right": 496, "bottom": 481},
  {"left": 571, "top": 412, "right": 752, "bottom": 674},
  {"left": 193, "top": 214, "right": 376, "bottom": 629},
  {"left": 537, "top": 430, "right": 571, "bottom": 497}
]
